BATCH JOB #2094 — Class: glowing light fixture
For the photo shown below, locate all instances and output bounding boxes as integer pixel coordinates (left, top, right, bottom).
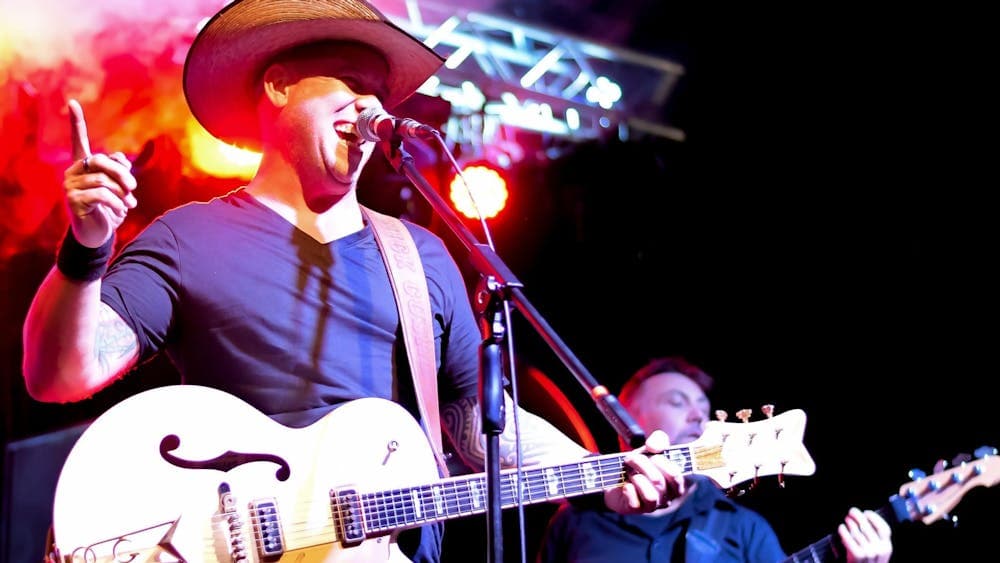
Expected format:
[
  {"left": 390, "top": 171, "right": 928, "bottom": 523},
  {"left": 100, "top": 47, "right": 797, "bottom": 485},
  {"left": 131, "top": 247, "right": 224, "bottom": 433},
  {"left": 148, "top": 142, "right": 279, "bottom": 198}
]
[
  {"left": 449, "top": 162, "right": 509, "bottom": 220},
  {"left": 585, "top": 75, "right": 623, "bottom": 110}
]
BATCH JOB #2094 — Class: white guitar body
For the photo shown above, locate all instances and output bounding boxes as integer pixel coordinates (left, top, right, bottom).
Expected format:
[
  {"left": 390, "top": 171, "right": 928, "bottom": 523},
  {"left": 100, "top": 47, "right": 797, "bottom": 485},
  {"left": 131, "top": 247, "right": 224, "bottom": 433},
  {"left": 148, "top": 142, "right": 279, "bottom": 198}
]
[{"left": 53, "top": 385, "right": 437, "bottom": 562}]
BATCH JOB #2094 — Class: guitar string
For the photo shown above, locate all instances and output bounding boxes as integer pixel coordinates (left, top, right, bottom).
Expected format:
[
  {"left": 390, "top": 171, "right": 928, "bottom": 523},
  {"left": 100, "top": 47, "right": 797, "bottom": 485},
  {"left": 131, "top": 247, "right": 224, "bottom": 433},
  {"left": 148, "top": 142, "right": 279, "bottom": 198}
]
[
  {"left": 203, "top": 452, "right": 695, "bottom": 552},
  {"left": 357, "top": 451, "right": 698, "bottom": 532},
  {"left": 196, "top": 435, "right": 808, "bottom": 553}
]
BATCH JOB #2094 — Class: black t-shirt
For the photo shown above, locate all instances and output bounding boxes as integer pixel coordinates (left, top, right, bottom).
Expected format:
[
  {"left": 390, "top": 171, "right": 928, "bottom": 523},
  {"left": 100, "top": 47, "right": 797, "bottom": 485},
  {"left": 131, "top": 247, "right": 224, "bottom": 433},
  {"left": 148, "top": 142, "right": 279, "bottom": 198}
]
[
  {"left": 538, "top": 476, "right": 786, "bottom": 562},
  {"left": 100, "top": 187, "right": 481, "bottom": 561},
  {"left": 102, "top": 188, "right": 479, "bottom": 421}
]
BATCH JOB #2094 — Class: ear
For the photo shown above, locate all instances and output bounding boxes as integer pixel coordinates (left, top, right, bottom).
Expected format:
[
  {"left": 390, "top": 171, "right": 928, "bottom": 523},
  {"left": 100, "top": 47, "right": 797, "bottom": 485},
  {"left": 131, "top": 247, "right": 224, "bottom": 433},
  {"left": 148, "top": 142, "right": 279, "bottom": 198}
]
[{"left": 261, "top": 63, "right": 294, "bottom": 108}]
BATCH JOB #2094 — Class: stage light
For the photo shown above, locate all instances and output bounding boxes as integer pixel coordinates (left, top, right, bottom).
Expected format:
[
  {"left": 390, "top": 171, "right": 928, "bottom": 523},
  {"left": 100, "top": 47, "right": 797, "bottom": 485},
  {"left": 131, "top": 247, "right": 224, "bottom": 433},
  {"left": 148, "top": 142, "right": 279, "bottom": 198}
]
[
  {"left": 449, "top": 162, "right": 509, "bottom": 220},
  {"left": 566, "top": 107, "right": 581, "bottom": 130},
  {"left": 186, "top": 117, "right": 260, "bottom": 179},
  {"left": 585, "top": 75, "right": 623, "bottom": 110}
]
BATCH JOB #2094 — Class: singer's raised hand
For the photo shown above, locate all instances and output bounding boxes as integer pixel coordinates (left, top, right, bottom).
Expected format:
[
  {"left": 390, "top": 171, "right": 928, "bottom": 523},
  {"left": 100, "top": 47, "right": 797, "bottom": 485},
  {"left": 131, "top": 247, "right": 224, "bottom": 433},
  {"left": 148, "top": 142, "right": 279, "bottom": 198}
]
[{"left": 64, "top": 99, "right": 138, "bottom": 248}]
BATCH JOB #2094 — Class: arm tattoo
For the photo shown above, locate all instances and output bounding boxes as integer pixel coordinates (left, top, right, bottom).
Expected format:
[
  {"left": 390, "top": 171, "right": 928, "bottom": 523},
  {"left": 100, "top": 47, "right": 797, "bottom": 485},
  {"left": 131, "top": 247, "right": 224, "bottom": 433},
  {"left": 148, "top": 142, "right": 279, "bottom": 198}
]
[
  {"left": 442, "top": 396, "right": 490, "bottom": 469},
  {"left": 95, "top": 304, "right": 139, "bottom": 376},
  {"left": 441, "top": 394, "right": 588, "bottom": 470}
]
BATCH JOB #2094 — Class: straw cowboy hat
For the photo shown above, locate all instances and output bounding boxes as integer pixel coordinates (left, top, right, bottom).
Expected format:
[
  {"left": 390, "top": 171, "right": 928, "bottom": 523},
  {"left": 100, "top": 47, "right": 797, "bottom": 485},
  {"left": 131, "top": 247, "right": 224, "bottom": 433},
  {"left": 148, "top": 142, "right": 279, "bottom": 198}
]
[{"left": 183, "top": 0, "right": 444, "bottom": 150}]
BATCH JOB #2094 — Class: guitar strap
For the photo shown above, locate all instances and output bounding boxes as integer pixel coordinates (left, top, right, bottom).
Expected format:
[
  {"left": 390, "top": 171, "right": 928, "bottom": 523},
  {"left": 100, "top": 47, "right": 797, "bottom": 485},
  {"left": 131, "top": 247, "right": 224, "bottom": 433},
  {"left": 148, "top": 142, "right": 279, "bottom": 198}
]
[{"left": 362, "top": 205, "right": 450, "bottom": 477}]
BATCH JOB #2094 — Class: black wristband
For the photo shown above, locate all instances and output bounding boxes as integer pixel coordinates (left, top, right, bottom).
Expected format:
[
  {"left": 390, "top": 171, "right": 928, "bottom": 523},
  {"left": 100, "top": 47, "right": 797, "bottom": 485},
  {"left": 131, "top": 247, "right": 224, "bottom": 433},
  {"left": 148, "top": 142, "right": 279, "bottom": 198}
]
[{"left": 56, "top": 228, "right": 114, "bottom": 282}]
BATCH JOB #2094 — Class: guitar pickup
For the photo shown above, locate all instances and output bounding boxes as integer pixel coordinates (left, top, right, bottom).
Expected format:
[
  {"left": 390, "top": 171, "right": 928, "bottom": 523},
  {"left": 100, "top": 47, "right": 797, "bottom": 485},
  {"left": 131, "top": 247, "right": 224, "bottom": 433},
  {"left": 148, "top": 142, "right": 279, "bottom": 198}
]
[
  {"left": 331, "top": 488, "right": 366, "bottom": 545},
  {"left": 217, "top": 483, "right": 284, "bottom": 561},
  {"left": 250, "top": 498, "right": 285, "bottom": 559}
]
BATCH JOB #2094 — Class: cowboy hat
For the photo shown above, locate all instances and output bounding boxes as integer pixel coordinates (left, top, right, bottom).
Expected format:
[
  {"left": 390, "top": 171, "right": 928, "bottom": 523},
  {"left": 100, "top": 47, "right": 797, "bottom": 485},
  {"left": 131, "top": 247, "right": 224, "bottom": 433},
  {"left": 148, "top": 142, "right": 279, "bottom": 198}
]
[{"left": 183, "top": 0, "right": 444, "bottom": 150}]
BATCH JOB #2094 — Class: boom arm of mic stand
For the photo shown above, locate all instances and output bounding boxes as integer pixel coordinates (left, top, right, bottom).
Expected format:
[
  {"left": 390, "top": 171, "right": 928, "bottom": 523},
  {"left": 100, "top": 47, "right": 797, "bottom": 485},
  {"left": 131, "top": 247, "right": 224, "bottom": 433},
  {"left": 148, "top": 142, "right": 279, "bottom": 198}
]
[{"left": 376, "top": 138, "right": 647, "bottom": 447}]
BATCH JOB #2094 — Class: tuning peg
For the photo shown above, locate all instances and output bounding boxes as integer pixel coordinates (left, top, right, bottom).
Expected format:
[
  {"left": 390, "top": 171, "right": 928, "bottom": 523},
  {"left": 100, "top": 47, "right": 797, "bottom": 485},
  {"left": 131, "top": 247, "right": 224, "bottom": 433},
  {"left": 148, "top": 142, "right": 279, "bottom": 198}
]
[
  {"left": 973, "top": 445, "right": 998, "bottom": 459},
  {"left": 726, "top": 480, "right": 757, "bottom": 497},
  {"left": 760, "top": 404, "right": 775, "bottom": 418},
  {"left": 714, "top": 410, "right": 728, "bottom": 422},
  {"left": 908, "top": 468, "right": 926, "bottom": 481},
  {"left": 736, "top": 409, "right": 752, "bottom": 423},
  {"left": 933, "top": 458, "right": 948, "bottom": 474},
  {"left": 951, "top": 452, "right": 973, "bottom": 466}
]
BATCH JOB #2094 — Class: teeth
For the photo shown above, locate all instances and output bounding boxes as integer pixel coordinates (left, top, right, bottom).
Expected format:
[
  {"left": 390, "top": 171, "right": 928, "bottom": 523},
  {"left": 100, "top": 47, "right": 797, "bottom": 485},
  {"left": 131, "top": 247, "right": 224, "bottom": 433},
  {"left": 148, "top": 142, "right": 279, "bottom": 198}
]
[{"left": 335, "top": 124, "right": 361, "bottom": 144}]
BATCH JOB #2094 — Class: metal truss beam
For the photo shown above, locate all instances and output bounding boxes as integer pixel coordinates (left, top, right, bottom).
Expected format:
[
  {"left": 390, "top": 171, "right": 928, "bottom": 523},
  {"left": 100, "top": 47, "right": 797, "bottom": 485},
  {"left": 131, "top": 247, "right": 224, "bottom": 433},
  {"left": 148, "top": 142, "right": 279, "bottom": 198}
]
[{"left": 379, "top": 0, "right": 686, "bottom": 145}]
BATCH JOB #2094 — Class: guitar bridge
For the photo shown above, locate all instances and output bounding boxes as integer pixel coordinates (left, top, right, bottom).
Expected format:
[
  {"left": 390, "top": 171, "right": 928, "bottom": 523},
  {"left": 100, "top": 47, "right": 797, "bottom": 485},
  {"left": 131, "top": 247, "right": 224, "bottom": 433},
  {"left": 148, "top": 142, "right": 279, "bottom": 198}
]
[
  {"left": 216, "top": 482, "right": 249, "bottom": 562},
  {"left": 216, "top": 483, "right": 285, "bottom": 561}
]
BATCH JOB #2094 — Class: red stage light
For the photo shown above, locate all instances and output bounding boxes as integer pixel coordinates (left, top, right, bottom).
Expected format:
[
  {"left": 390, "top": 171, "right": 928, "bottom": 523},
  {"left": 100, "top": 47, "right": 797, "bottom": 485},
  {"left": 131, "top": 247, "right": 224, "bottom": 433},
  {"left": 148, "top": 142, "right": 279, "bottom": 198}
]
[{"left": 448, "top": 162, "right": 509, "bottom": 220}]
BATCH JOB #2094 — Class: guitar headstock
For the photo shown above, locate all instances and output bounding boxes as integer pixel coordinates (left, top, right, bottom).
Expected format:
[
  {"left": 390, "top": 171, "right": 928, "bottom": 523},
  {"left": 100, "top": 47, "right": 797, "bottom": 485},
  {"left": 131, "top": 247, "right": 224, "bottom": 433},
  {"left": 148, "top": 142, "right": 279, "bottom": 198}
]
[
  {"left": 895, "top": 446, "right": 999, "bottom": 525},
  {"left": 689, "top": 404, "right": 816, "bottom": 492}
]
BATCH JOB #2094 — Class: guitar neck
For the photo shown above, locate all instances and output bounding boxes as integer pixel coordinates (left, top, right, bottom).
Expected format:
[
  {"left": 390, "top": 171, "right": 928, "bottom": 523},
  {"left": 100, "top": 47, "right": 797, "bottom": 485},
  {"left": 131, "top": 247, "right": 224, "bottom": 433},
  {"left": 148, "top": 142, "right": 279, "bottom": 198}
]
[
  {"left": 341, "top": 446, "right": 697, "bottom": 536},
  {"left": 782, "top": 450, "right": 1000, "bottom": 563}
]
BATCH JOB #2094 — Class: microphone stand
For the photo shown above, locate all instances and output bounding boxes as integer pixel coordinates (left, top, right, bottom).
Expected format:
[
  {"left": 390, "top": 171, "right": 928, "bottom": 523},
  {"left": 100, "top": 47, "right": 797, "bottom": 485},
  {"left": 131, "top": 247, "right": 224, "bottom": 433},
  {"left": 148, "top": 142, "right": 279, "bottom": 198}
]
[{"left": 377, "top": 135, "right": 646, "bottom": 563}]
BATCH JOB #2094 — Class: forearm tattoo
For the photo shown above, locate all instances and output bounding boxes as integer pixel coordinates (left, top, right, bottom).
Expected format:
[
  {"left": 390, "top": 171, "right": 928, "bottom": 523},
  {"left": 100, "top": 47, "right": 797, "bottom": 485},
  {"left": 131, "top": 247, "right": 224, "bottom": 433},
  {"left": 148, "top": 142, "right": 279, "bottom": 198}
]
[
  {"left": 441, "top": 395, "right": 581, "bottom": 470},
  {"left": 442, "top": 396, "right": 488, "bottom": 469}
]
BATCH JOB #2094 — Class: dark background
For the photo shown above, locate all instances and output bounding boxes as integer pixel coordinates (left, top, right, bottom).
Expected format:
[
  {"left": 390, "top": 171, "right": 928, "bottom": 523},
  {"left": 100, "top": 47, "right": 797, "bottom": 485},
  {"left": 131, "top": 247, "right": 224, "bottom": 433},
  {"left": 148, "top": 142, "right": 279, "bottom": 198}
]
[{"left": 2, "top": 3, "right": 997, "bottom": 562}]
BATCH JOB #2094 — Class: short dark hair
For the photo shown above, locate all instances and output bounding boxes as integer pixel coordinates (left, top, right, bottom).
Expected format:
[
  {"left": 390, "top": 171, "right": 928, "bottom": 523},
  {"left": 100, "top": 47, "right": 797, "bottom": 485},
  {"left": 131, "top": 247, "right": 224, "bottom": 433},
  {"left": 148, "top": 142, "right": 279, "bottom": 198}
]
[{"left": 619, "top": 355, "right": 714, "bottom": 410}]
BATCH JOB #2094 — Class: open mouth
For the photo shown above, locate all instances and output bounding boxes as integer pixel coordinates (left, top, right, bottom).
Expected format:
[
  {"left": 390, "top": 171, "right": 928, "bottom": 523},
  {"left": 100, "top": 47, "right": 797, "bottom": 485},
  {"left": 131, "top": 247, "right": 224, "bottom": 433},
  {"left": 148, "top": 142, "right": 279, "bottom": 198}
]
[{"left": 335, "top": 122, "right": 362, "bottom": 145}]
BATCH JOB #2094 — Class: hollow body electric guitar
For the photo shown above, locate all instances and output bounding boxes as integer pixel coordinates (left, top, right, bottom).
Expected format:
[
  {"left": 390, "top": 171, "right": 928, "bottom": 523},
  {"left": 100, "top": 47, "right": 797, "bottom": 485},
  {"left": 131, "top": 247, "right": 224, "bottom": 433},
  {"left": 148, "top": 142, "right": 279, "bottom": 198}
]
[
  {"left": 782, "top": 447, "right": 999, "bottom": 562},
  {"left": 51, "top": 385, "right": 816, "bottom": 562}
]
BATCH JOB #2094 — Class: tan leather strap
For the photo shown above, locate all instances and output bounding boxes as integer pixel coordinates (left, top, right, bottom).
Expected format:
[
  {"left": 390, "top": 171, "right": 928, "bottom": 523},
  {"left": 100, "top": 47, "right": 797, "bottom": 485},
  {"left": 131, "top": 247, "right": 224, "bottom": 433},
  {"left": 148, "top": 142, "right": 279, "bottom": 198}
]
[{"left": 362, "top": 206, "right": 449, "bottom": 477}]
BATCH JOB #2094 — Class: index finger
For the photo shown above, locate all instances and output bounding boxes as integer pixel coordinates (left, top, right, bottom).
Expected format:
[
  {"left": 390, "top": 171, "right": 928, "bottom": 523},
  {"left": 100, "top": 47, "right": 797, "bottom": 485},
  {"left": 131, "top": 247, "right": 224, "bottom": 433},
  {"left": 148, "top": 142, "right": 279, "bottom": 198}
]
[{"left": 67, "top": 99, "right": 92, "bottom": 160}]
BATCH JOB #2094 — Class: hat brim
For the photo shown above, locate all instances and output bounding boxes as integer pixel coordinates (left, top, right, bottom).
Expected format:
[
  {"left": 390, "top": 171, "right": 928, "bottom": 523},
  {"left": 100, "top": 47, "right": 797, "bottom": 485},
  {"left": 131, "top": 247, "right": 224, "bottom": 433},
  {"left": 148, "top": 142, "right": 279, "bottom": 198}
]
[{"left": 183, "top": 0, "right": 444, "bottom": 151}]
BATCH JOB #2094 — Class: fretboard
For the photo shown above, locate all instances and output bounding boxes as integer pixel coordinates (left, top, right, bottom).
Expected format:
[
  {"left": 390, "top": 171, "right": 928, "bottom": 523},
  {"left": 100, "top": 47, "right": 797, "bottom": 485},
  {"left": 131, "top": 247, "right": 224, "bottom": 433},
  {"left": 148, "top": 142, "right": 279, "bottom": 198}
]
[{"left": 338, "top": 445, "right": 697, "bottom": 535}]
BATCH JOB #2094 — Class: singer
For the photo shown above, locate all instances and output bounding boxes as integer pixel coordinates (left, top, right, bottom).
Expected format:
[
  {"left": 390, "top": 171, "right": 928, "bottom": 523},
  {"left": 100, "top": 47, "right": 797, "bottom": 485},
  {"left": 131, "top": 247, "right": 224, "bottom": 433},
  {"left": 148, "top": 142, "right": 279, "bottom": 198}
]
[{"left": 22, "top": 1, "right": 684, "bottom": 562}]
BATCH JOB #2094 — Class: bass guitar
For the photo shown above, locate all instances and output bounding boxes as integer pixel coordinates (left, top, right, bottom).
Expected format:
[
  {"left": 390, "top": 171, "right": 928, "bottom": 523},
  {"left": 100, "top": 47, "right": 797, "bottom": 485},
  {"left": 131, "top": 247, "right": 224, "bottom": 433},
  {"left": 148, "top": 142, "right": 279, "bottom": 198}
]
[{"left": 782, "top": 446, "right": 999, "bottom": 562}]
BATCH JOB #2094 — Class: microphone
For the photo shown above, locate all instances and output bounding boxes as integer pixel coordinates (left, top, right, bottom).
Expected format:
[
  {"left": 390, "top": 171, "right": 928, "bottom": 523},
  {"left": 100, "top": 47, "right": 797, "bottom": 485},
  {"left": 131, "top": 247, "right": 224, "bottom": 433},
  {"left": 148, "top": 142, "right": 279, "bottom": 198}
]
[{"left": 356, "top": 107, "right": 439, "bottom": 142}]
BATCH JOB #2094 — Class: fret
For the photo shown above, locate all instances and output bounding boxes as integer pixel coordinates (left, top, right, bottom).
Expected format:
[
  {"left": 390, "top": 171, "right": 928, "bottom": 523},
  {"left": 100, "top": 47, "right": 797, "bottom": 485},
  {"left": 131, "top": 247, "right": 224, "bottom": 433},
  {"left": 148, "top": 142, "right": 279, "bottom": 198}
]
[
  {"left": 664, "top": 446, "right": 692, "bottom": 473},
  {"left": 468, "top": 476, "right": 485, "bottom": 510},
  {"left": 417, "top": 485, "right": 435, "bottom": 521},
  {"left": 440, "top": 480, "right": 458, "bottom": 517},
  {"left": 430, "top": 484, "right": 445, "bottom": 517},
  {"left": 579, "top": 458, "right": 599, "bottom": 493},
  {"left": 454, "top": 478, "right": 474, "bottom": 516},
  {"left": 522, "top": 467, "right": 543, "bottom": 502},
  {"left": 410, "top": 487, "right": 424, "bottom": 520},
  {"left": 544, "top": 467, "right": 566, "bottom": 498},
  {"left": 385, "top": 489, "right": 402, "bottom": 527},
  {"left": 390, "top": 487, "right": 413, "bottom": 526},
  {"left": 441, "top": 480, "right": 460, "bottom": 517},
  {"left": 500, "top": 472, "right": 517, "bottom": 507}
]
